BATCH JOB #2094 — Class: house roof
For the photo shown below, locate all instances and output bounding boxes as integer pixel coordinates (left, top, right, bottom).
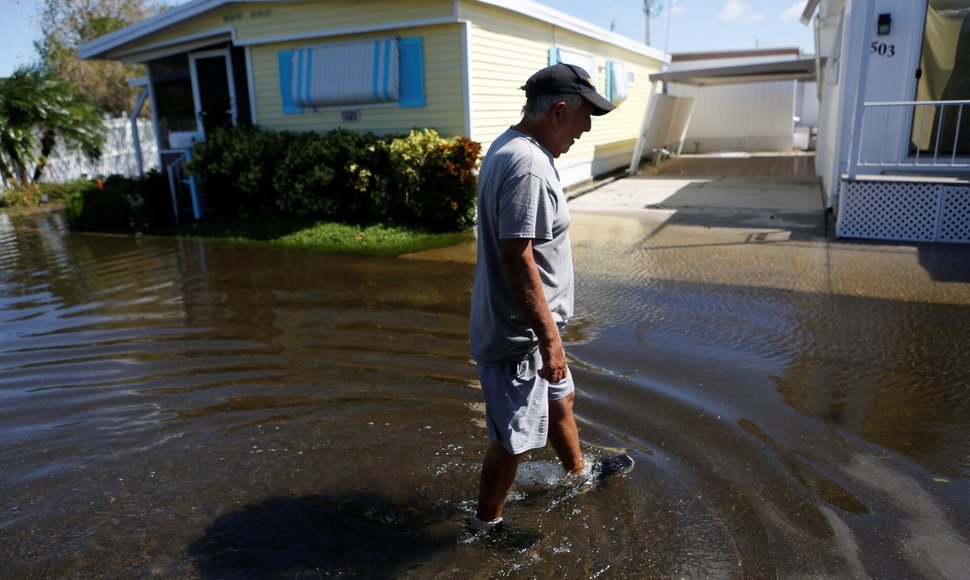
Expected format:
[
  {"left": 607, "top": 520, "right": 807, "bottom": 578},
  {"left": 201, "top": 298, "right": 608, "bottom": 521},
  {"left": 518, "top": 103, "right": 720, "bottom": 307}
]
[
  {"left": 649, "top": 57, "right": 821, "bottom": 87},
  {"left": 79, "top": 0, "right": 669, "bottom": 63},
  {"left": 671, "top": 47, "right": 802, "bottom": 62}
]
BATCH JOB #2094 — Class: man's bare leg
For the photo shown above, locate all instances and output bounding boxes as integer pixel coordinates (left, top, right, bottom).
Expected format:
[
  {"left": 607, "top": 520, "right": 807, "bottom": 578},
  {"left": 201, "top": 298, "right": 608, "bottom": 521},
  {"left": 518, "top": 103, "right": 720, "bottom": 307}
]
[
  {"left": 549, "top": 391, "right": 585, "bottom": 474},
  {"left": 476, "top": 441, "right": 523, "bottom": 522}
]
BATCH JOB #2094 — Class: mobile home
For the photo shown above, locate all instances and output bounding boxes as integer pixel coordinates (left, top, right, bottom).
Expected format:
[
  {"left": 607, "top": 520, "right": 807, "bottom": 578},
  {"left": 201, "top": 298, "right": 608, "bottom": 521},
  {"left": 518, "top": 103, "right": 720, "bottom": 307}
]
[
  {"left": 803, "top": 0, "right": 970, "bottom": 243},
  {"left": 80, "top": 0, "right": 667, "bottom": 219}
]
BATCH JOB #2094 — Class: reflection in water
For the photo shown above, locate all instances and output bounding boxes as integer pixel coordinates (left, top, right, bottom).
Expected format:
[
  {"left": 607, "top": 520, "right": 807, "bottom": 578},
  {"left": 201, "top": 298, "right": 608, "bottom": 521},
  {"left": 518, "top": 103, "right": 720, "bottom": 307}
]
[{"left": 1, "top": 210, "right": 969, "bottom": 577}]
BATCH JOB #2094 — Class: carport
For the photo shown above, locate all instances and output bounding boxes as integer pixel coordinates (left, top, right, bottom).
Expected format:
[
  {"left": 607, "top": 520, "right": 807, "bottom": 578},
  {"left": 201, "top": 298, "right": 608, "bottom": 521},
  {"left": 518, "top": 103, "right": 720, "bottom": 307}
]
[{"left": 629, "top": 57, "right": 821, "bottom": 174}]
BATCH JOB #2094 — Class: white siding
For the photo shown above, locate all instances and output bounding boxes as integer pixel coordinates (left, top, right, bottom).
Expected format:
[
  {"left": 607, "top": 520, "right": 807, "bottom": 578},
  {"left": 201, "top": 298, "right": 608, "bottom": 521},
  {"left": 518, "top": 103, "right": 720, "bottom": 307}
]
[
  {"left": 668, "top": 54, "right": 802, "bottom": 153},
  {"left": 461, "top": 1, "right": 663, "bottom": 187}
]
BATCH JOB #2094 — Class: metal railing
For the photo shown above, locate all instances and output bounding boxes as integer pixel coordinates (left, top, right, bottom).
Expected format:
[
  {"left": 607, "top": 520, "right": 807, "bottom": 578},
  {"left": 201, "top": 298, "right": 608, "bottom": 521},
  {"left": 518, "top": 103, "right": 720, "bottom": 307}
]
[
  {"left": 164, "top": 150, "right": 202, "bottom": 225},
  {"left": 851, "top": 99, "right": 970, "bottom": 176}
]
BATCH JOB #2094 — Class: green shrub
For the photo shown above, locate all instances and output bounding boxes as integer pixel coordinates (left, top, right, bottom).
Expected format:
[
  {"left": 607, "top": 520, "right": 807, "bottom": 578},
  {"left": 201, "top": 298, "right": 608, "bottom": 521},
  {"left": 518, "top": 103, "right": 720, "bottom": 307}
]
[
  {"left": 128, "top": 170, "right": 175, "bottom": 231},
  {"left": 185, "top": 126, "right": 480, "bottom": 231},
  {"left": 387, "top": 129, "right": 480, "bottom": 231},
  {"left": 0, "top": 189, "right": 29, "bottom": 208},
  {"left": 39, "top": 180, "right": 89, "bottom": 201},
  {"left": 0, "top": 180, "right": 87, "bottom": 208},
  {"left": 186, "top": 125, "right": 286, "bottom": 218},
  {"left": 65, "top": 179, "right": 132, "bottom": 232},
  {"left": 274, "top": 130, "right": 385, "bottom": 221},
  {"left": 64, "top": 171, "right": 172, "bottom": 232}
]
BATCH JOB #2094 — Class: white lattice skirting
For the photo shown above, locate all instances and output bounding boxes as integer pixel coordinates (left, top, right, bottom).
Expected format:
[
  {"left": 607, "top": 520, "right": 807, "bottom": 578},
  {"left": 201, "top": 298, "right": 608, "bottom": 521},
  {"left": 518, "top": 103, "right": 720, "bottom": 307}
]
[{"left": 836, "top": 180, "right": 970, "bottom": 244}]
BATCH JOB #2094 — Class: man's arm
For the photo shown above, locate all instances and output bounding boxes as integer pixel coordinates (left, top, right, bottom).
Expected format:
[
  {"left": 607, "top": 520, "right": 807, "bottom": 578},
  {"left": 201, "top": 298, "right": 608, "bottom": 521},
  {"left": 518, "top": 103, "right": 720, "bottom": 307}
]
[{"left": 499, "top": 238, "right": 567, "bottom": 383}]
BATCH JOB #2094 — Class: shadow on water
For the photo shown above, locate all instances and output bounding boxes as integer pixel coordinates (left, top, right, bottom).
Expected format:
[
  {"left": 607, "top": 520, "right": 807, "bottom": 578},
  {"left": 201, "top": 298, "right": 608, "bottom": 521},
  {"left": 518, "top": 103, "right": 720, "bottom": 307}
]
[
  {"left": 918, "top": 243, "right": 970, "bottom": 283},
  {"left": 187, "top": 492, "right": 464, "bottom": 578}
]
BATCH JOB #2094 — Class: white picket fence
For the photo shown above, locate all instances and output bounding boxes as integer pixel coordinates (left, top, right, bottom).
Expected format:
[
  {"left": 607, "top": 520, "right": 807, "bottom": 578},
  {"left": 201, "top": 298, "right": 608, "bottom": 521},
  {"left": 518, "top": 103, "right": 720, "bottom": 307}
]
[{"left": 1, "top": 116, "right": 159, "bottom": 191}]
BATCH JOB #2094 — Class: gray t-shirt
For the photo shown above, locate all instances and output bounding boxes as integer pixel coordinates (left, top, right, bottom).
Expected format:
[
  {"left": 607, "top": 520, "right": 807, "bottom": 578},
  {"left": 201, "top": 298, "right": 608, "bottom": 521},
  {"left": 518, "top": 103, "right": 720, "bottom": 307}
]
[{"left": 470, "top": 127, "right": 574, "bottom": 365}]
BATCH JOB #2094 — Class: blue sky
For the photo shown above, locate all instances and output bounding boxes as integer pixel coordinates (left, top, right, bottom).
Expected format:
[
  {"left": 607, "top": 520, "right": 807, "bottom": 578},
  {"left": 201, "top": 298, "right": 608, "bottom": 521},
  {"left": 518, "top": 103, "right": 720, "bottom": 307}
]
[{"left": 0, "top": 0, "right": 814, "bottom": 77}]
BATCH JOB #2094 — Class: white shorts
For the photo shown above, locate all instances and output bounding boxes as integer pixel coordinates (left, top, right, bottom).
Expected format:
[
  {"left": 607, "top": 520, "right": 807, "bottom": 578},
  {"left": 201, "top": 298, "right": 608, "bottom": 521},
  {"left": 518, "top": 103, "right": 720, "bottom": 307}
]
[{"left": 477, "top": 348, "right": 575, "bottom": 455}]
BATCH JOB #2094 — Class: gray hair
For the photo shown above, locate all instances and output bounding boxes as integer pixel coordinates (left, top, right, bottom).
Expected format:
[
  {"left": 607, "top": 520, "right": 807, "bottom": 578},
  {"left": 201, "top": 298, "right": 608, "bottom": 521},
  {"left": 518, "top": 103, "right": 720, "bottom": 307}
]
[{"left": 522, "top": 93, "right": 584, "bottom": 119}]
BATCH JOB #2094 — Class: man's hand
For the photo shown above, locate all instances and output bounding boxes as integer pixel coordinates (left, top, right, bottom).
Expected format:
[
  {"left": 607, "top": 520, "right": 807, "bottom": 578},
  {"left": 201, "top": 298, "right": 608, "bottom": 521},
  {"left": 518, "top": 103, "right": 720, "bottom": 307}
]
[{"left": 538, "top": 337, "right": 567, "bottom": 383}]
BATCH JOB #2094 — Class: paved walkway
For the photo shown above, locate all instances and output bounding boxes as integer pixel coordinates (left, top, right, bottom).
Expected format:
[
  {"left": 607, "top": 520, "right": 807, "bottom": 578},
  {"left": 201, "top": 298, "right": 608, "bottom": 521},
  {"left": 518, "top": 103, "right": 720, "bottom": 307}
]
[{"left": 569, "top": 154, "right": 827, "bottom": 239}]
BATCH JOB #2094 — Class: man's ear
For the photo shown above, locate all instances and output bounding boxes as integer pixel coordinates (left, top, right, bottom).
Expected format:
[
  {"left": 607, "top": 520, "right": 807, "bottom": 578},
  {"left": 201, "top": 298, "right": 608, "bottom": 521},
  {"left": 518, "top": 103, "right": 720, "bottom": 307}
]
[{"left": 549, "top": 101, "right": 568, "bottom": 124}]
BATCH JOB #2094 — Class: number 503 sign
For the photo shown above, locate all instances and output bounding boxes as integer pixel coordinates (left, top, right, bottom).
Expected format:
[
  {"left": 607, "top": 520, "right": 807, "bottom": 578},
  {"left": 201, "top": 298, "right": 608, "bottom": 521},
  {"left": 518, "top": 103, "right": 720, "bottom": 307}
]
[{"left": 870, "top": 42, "right": 896, "bottom": 57}]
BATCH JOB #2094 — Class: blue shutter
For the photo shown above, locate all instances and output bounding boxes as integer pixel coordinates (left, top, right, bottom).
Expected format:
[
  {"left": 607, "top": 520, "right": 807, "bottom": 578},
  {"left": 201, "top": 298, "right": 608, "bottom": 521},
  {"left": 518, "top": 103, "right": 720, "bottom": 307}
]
[
  {"left": 399, "top": 37, "right": 425, "bottom": 108},
  {"left": 278, "top": 50, "right": 303, "bottom": 115}
]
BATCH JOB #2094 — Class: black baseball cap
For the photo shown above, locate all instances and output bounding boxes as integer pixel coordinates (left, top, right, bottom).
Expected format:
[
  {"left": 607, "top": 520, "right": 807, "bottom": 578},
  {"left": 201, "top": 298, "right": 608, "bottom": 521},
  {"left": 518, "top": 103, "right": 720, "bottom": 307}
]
[{"left": 521, "top": 63, "right": 616, "bottom": 116}]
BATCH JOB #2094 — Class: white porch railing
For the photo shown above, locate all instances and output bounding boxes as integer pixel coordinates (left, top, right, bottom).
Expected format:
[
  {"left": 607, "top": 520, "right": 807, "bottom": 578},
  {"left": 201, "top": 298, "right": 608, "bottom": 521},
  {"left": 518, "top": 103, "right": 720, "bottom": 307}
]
[{"left": 850, "top": 99, "right": 970, "bottom": 177}]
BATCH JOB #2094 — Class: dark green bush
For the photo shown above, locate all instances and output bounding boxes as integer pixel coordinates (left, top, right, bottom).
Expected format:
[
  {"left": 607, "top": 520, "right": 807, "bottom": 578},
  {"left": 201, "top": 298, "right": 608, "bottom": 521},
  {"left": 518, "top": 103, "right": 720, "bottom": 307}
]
[
  {"left": 65, "top": 179, "right": 132, "bottom": 232},
  {"left": 64, "top": 171, "right": 172, "bottom": 232},
  {"left": 185, "top": 126, "right": 480, "bottom": 231},
  {"left": 274, "top": 129, "right": 385, "bottom": 221},
  {"left": 186, "top": 125, "right": 287, "bottom": 218},
  {"left": 130, "top": 170, "right": 175, "bottom": 231}
]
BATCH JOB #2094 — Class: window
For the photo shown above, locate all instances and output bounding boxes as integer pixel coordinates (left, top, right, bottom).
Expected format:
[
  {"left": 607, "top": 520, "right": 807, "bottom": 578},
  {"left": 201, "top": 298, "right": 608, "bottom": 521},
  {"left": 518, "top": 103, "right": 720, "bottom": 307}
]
[
  {"left": 549, "top": 47, "right": 597, "bottom": 78},
  {"left": 278, "top": 36, "right": 424, "bottom": 114}
]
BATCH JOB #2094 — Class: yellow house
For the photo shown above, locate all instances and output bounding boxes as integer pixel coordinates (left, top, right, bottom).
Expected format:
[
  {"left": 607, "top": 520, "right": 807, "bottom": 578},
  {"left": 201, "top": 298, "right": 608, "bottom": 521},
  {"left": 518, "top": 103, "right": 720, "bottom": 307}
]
[{"left": 81, "top": 0, "right": 667, "bottom": 207}]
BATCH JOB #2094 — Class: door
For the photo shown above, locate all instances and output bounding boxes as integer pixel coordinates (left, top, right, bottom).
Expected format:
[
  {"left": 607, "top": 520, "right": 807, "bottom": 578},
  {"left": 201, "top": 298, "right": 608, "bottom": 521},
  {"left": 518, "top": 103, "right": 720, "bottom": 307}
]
[
  {"left": 911, "top": 0, "right": 970, "bottom": 157},
  {"left": 189, "top": 49, "right": 237, "bottom": 137}
]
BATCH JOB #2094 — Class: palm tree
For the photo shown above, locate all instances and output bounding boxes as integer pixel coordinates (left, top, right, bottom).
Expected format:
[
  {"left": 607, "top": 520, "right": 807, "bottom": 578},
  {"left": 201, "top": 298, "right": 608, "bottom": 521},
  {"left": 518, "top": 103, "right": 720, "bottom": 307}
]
[{"left": 0, "top": 66, "right": 104, "bottom": 202}]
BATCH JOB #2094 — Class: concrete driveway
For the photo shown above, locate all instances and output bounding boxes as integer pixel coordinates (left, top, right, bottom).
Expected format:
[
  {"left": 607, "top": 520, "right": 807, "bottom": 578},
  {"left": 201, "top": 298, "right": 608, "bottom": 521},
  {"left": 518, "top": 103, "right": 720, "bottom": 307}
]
[{"left": 569, "top": 154, "right": 827, "bottom": 239}]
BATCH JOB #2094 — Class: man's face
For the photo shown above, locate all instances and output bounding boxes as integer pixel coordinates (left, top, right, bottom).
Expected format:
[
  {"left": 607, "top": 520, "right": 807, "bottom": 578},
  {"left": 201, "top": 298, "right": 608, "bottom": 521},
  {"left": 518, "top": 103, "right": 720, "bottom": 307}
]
[{"left": 550, "top": 100, "right": 595, "bottom": 158}]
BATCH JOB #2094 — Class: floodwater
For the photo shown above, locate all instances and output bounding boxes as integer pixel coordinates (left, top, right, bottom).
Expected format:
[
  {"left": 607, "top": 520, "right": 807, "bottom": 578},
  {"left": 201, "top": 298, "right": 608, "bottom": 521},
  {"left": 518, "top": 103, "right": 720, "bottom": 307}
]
[{"left": 2, "top": 208, "right": 969, "bottom": 578}]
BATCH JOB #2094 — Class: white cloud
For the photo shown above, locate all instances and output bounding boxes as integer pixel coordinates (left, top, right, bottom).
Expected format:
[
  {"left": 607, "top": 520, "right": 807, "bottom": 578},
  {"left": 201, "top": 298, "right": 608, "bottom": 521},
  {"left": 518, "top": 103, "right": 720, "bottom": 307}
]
[
  {"left": 719, "top": 0, "right": 766, "bottom": 23},
  {"left": 780, "top": 0, "right": 808, "bottom": 22},
  {"left": 671, "top": 3, "right": 687, "bottom": 16}
]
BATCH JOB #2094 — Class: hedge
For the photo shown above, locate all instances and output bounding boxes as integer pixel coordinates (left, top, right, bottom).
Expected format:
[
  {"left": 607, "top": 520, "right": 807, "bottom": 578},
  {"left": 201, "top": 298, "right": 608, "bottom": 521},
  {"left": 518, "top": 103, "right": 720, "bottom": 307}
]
[
  {"left": 186, "top": 126, "right": 481, "bottom": 232},
  {"left": 63, "top": 171, "right": 172, "bottom": 233}
]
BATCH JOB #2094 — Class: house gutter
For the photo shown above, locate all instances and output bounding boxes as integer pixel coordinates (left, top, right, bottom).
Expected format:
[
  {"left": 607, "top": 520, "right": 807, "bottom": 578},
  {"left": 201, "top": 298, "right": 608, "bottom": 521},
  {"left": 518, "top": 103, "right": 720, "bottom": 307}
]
[{"left": 800, "top": 0, "right": 821, "bottom": 25}]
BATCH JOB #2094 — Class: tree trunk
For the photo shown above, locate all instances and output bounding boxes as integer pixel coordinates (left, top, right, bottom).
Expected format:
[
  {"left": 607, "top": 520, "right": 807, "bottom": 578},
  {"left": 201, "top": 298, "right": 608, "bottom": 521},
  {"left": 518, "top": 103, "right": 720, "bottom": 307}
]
[{"left": 33, "top": 130, "right": 57, "bottom": 185}]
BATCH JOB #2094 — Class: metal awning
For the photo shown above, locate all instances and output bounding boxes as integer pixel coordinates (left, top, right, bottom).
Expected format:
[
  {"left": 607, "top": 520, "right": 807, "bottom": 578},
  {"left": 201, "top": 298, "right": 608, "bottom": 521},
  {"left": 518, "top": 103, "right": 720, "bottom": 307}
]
[
  {"left": 649, "top": 57, "right": 821, "bottom": 87},
  {"left": 629, "top": 57, "right": 823, "bottom": 175}
]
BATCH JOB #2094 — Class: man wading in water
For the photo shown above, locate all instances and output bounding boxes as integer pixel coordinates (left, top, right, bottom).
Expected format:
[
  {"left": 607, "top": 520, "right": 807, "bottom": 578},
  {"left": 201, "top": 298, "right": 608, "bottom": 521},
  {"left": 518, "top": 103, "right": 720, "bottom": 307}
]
[{"left": 469, "top": 63, "right": 633, "bottom": 533}]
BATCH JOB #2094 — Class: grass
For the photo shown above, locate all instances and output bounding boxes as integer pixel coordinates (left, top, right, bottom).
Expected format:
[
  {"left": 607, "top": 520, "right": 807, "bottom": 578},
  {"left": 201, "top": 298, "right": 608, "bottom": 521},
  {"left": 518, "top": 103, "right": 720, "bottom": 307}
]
[
  {"left": 170, "top": 216, "right": 473, "bottom": 257},
  {"left": 11, "top": 179, "right": 474, "bottom": 257}
]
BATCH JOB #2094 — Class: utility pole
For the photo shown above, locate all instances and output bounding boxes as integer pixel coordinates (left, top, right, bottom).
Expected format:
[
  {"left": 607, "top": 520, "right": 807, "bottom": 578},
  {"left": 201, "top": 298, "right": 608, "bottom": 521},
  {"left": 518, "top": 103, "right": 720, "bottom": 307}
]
[{"left": 644, "top": 0, "right": 662, "bottom": 46}]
